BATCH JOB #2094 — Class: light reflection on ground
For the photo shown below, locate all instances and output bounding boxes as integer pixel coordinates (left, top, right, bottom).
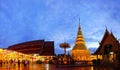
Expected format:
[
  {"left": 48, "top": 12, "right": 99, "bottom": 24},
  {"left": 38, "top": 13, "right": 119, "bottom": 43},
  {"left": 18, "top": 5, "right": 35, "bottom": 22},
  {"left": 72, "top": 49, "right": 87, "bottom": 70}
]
[{"left": 0, "top": 63, "right": 113, "bottom": 70}]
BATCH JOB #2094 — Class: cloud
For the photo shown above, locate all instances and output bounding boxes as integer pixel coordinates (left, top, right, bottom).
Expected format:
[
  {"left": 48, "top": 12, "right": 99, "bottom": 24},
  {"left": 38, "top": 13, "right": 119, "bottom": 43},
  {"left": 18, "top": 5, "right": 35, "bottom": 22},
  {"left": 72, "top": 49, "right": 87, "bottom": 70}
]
[
  {"left": 0, "top": 0, "right": 120, "bottom": 55},
  {"left": 48, "top": 31, "right": 74, "bottom": 45},
  {"left": 86, "top": 42, "right": 99, "bottom": 48}
]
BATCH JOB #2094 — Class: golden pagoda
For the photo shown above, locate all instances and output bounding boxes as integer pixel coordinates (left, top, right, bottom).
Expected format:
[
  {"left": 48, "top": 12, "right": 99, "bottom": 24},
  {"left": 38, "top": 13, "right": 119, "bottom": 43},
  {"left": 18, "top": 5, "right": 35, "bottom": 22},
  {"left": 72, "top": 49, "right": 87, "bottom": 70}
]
[{"left": 71, "top": 20, "right": 91, "bottom": 61}]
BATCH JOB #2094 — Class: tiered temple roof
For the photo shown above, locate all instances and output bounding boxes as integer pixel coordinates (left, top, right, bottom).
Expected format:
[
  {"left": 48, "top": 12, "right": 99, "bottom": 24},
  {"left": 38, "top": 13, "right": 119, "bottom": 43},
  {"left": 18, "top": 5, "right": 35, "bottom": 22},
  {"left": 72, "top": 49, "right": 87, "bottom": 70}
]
[{"left": 94, "top": 29, "right": 120, "bottom": 55}]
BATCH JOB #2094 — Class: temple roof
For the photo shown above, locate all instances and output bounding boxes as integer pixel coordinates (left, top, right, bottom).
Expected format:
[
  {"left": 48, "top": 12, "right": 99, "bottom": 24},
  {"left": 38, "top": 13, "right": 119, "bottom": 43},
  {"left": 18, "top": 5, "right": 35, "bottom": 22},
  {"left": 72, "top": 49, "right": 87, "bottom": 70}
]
[
  {"left": 8, "top": 40, "right": 55, "bottom": 56},
  {"left": 94, "top": 28, "right": 120, "bottom": 55}
]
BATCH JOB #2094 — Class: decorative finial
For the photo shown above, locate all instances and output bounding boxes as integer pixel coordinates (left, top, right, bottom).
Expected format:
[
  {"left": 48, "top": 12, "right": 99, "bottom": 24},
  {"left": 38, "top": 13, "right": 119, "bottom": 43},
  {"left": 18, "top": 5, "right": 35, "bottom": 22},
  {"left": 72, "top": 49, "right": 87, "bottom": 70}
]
[
  {"left": 78, "top": 17, "right": 81, "bottom": 29},
  {"left": 64, "top": 38, "right": 66, "bottom": 43},
  {"left": 105, "top": 25, "right": 109, "bottom": 32},
  {"left": 105, "top": 25, "right": 108, "bottom": 30},
  {"left": 111, "top": 29, "right": 112, "bottom": 32}
]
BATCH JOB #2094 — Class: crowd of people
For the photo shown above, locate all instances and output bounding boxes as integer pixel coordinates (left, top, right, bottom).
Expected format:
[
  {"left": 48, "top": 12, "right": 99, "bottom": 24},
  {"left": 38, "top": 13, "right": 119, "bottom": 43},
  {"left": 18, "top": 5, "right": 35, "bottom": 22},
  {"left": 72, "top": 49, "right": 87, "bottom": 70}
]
[{"left": 0, "top": 59, "right": 30, "bottom": 68}]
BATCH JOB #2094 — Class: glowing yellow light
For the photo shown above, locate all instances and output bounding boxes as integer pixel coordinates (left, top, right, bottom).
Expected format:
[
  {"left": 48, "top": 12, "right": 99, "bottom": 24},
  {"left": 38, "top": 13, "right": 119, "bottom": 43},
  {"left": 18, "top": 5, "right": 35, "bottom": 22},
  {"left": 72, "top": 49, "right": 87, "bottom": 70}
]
[
  {"left": 46, "top": 64, "right": 49, "bottom": 70},
  {"left": 0, "top": 49, "right": 3, "bottom": 52}
]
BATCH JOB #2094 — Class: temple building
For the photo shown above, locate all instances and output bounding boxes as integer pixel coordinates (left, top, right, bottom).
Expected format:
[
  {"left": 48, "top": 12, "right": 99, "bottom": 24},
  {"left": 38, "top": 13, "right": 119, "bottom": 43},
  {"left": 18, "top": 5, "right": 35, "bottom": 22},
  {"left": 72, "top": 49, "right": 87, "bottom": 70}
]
[
  {"left": 7, "top": 40, "right": 55, "bottom": 62},
  {"left": 71, "top": 20, "right": 91, "bottom": 62},
  {"left": 94, "top": 29, "right": 120, "bottom": 63}
]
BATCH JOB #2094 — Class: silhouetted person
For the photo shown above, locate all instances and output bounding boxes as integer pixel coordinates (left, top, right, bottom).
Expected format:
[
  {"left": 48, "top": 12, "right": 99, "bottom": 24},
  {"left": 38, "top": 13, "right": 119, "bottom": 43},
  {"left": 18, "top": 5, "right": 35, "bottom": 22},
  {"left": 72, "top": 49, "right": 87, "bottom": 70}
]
[
  {"left": 18, "top": 60, "right": 20, "bottom": 67},
  {"left": 23, "top": 60, "right": 26, "bottom": 66},
  {"left": 0, "top": 60, "right": 2, "bottom": 67},
  {"left": 10, "top": 59, "right": 13, "bottom": 65},
  {"left": 25, "top": 60, "right": 28, "bottom": 66}
]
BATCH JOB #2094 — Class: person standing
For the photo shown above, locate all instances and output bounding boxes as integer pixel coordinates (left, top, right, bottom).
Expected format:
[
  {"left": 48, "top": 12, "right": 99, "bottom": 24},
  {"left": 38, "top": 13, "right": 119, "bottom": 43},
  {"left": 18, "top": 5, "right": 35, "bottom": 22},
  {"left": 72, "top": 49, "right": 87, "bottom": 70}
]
[
  {"left": 0, "top": 60, "right": 2, "bottom": 67},
  {"left": 18, "top": 60, "right": 20, "bottom": 68},
  {"left": 13, "top": 60, "right": 16, "bottom": 66}
]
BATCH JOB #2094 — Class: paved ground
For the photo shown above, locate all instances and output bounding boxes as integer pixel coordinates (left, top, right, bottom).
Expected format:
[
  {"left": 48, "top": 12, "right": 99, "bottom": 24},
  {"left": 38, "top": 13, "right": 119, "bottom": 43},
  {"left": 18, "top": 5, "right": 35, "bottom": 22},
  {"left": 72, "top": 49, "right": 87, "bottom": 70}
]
[
  {"left": 0, "top": 63, "right": 55, "bottom": 70},
  {"left": 0, "top": 63, "right": 114, "bottom": 70}
]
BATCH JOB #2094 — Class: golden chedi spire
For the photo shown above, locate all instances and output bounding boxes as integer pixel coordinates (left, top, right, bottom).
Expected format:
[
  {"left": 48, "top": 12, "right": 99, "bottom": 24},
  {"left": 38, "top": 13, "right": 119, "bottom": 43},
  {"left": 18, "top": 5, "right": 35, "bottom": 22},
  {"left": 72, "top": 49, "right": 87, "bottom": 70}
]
[
  {"left": 71, "top": 19, "right": 91, "bottom": 62},
  {"left": 72, "top": 19, "right": 87, "bottom": 50}
]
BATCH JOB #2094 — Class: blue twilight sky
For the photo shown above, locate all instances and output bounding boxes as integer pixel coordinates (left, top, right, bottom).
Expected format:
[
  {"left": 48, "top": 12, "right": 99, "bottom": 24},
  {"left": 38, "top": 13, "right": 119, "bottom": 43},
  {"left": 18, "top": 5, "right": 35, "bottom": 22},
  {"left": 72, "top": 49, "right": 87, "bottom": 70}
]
[{"left": 0, "top": 0, "right": 120, "bottom": 54}]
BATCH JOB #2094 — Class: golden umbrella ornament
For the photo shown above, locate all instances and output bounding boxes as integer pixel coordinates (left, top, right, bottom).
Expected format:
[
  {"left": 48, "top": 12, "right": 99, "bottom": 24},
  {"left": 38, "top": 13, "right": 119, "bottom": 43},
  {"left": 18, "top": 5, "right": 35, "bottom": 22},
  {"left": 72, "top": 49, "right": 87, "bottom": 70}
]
[{"left": 60, "top": 42, "right": 70, "bottom": 57}]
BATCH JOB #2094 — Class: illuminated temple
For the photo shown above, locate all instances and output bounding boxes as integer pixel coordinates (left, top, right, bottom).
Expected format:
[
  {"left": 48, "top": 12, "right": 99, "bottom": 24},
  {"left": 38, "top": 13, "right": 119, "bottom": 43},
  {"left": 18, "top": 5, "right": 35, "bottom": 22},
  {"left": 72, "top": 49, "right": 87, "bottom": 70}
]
[
  {"left": 7, "top": 40, "right": 55, "bottom": 62},
  {"left": 71, "top": 20, "right": 91, "bottom": 61},
  {"left": 94, "top": 29, "right": 120, "bottom": 63}
]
